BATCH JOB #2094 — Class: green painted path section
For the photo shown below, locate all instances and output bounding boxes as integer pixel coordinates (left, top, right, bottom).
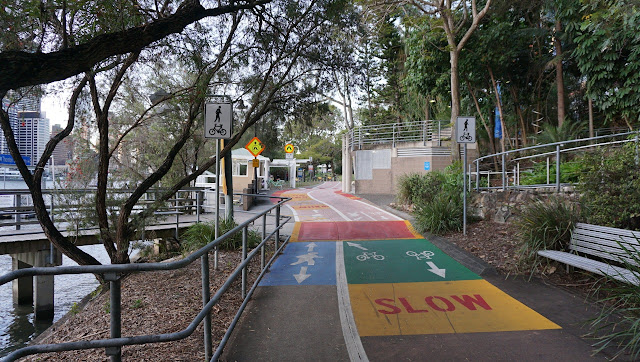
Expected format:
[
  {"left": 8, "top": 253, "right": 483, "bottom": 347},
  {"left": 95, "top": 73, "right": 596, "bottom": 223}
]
[{"left": 344, "top": 239, "right": 481, "bottom": 284}]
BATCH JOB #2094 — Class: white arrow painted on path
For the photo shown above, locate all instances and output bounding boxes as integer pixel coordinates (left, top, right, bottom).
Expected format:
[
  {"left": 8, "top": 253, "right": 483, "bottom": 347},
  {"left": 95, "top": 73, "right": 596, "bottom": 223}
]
[
  {"left": 290, "top": 252, "right": 322, "bottom": 266},
  {"left": 346, "top": 242, "right": 368, "bottom": 251},
  {"left": 307, "top": 242, "right": 317, "bottom": 252},
  {"left": 426, "top": 262, "right": 446, "bottom": 278},
  {"left": 294, "top": 266, "right": 311, "bottom": 284}
]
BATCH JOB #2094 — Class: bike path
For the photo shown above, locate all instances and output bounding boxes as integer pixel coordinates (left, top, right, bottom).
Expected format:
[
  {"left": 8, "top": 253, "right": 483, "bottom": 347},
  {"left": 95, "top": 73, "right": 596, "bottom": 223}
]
[{"left": 222, "top": 182, "right": 602, "bottom": 361}]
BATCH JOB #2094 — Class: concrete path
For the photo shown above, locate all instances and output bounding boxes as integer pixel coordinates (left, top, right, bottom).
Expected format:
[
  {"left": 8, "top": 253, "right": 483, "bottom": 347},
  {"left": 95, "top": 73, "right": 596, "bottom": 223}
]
[{"left": 222, "top": 182, "right": 611, "bottom": 361}]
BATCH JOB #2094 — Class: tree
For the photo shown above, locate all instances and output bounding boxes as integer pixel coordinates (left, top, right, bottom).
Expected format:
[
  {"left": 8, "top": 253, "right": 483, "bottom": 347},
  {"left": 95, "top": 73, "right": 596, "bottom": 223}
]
[
  {"left": 0, "top": 0, "right": 354, "bottom": 267},
  {"left": 410, "top": 0, "right": 492, "bottom": 159},
  {"left": 573, "top": 0, "right": 640, "bottom": 129},
  {"left": 0, "top": 0, "right": 272, "bottom": 92}
]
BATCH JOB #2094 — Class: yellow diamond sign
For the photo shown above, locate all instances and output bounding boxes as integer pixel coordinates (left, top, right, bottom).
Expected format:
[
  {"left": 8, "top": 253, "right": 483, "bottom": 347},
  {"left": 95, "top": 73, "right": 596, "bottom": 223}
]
[{"left": 245, "top": 137, "right": 265, "bottom": 157}]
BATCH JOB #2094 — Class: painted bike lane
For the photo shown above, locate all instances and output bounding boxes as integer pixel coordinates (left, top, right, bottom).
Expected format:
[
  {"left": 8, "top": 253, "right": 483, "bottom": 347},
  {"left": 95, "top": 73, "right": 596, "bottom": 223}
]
[{"left": 225, "top": 183, "right": 595, "bottom": 361}]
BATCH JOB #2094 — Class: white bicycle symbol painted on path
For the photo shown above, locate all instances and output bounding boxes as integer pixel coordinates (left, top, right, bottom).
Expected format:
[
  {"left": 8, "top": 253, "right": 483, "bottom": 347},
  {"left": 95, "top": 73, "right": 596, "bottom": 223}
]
[
  {"left": 406, "top": 250, "right": 435, "bottom": 260},
  {"left": 356, "top": 252, "right": 385, "bottom": 261}
]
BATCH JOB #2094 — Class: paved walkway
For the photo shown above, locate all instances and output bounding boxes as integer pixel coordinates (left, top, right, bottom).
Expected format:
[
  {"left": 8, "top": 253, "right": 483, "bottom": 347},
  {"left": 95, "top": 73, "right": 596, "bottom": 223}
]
[{"left": 222, "top": 182, "right": 612, "bottom": 361}]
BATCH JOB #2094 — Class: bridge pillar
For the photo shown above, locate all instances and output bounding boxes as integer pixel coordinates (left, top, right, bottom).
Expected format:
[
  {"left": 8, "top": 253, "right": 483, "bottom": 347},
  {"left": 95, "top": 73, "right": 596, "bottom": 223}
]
[{"left": 11, "top": 246, "right": 62, "bottom": 320}]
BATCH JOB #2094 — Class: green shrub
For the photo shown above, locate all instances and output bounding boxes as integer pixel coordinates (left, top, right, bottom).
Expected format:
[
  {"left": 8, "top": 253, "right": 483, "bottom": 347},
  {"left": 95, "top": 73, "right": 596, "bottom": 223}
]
[
  {"left": 577, "top": 144, "right": 640, "bottom": 230},
  {"left": 397, "top": 172, "right": 446, "bottom": 205},
  {"left": 590, "top": 243, "right": 640, "bottom": 360},
  {"left": 414, "top": 192, "right": 463, "bottom": 235},
  {"left": 181, "top": 218, "right": 261, "bottom": 253},
  {"left": 520, "top": 160, "right": 584, "bottom": 185},
  {"left": 515, "top": 196, "right": 580, "bottom": 267},
  {"left": 410, "top": 162, "right": 466, "bottom": 235}
]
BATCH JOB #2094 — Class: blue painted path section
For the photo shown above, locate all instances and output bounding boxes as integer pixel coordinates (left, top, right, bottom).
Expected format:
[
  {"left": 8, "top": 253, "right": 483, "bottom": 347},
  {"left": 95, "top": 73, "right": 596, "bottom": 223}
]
[{"left": 260, "top": 242, "right": 336, "bottom": 286}]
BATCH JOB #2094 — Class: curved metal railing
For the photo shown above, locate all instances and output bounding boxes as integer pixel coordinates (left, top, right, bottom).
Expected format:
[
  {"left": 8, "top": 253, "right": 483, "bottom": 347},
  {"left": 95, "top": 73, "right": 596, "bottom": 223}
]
[
  {"left": 472, "top": 131, "right": 639, "bottom": 192},
  {"left": 0, "top": 193, "right": 291, "bottom": 362}
]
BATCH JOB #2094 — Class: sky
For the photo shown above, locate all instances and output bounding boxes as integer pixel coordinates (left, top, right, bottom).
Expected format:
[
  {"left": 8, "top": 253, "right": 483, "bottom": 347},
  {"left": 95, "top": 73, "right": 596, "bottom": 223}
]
[{"left": 41, "top": 92, "right": 69, "bottom": 130}]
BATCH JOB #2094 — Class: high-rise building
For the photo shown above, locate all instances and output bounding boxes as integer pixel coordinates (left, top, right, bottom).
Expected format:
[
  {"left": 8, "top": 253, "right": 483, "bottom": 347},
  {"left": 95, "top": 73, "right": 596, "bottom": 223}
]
[
  {"left": 1, "top": 92, "right": 48, "bottom": 166},
  {"left": 16, "top": 112, "right": 50, "bottom": 166},
  {"left": 50, "top": 124, "right": 73, "bottom": 166}
]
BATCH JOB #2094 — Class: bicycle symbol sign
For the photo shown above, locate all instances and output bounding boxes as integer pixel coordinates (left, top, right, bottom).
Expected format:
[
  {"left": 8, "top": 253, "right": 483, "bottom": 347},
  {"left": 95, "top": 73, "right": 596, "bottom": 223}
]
[
  {"left": 205, "top": 102, "right": 232, "bottom": 139},
  {"left": 456, "top": 116, "right": 476, "bottom": 144}
]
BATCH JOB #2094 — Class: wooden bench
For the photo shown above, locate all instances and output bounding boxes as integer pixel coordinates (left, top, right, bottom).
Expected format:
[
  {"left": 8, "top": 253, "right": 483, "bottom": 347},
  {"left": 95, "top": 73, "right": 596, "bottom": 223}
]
[{"left": 538, "top": 223, "right": 640, "bottom": 285}]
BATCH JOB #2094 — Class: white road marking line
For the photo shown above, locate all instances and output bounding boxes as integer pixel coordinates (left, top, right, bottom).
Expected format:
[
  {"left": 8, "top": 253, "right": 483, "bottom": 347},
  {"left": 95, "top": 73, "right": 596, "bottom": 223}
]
[
  {"left": 285, "top": 203, "right": 300, "bottom": 222},
  {"left": 307, "top": 190, "right": 351, "bottom": 221},
  {"left": 336, "top": 242, "right": 369, "bottom": 362},
  {"left": 352, "top": 198, "right": 403, "bottom": 221},
  {"left": 359, "top": 212, "right": 377, "bottom": 221}
]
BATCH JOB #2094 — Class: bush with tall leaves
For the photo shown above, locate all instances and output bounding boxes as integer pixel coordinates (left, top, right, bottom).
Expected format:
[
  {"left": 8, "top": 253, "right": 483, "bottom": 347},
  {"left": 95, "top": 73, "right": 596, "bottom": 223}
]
[
  {"left": 515, "top": 196, "right": 580, "bottom": 269},
  {"left": 590, "top": 243, "right": 640, "bottom": 360},
  {"left": 577, "top": 143, "right": 640, "bottom": 230},
  {"left": 181, "top": 218, "right": 260, "bottom": 253},
  {"left": 397, "top": 172, "right": 446, "bottom": 206}
]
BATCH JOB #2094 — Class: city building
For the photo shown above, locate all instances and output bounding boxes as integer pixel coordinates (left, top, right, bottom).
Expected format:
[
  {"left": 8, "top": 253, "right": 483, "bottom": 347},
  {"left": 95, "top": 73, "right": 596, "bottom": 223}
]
[{"left": 1, "top": 92, "right": 49, "bottom": 167}]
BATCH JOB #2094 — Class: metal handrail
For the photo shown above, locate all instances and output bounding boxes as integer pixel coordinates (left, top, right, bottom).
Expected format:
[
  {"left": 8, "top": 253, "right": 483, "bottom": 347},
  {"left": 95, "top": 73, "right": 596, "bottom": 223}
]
[
  {"left": 349, "top": 120, "right": 451, "bottom": 150},
  {"left": 0, "top": 188, "right": 203, "bottom": 237},
  {"left": 0, "top": 193, "right": 292, "bottom": 362},
  {"left": 473, "top": 131, "right": 639, "bottom": 191}
]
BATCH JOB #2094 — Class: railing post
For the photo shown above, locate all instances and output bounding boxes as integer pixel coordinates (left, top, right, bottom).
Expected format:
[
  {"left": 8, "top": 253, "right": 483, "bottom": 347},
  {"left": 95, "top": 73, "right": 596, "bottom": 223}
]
[
  {"left": 242, "top": 226, "right": 248, "bottom": 299},
  {"left": 546, "top": 157, "right": 550, "bottom": 185},
  {"left": 475, "top": 160, "right": 480, "bottom": 191},
  {"left": 422, "top": 121, "right": 426, "bottom": 146},
  {"left": 196, "top": 191, "right": 201, "bottom": 224},
  {"left": 556, "top": 144, "right": 561, "bottom": 192},
  {"left": 392, "top": 124, "right": 396, "bottom": 148},
  {"left": 105, "top": 274, "right": 121, "bottom": 362},
  {"left": 275, "top": 205, "right": 280, "bottom": 252},
  {"left": 501, "top": 153, "right": 506, "bottom": 191},
  {"left": 15, "top": 194, "right": 21, "bottom": 231},
  {"left": 174, "top": 197, "right": 179, "bottom": 239},
  {"left": 201, "top": 253, "right": 212, "bottom": 360},
  {"left": 261, "top": 214, "right": 267, "bottom": 270},
  {"left": 438, "top": 121, "right": 442, "bottom": 147}
]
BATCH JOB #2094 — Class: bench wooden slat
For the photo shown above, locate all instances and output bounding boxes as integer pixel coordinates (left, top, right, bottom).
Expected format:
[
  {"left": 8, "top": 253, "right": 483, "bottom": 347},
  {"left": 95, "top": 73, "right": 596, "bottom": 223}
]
[
  {"left": 538, "top": 250, "right": 639, "bottom": 285},
  {"left": 538, "top": 223, "right": 640, "bottom": 285},
  {"left": 571, "top": 244, "right": 637, "bottom": 266},
  {"left": 575, "top": 223, "right": 640, "bottom": 239},
  {"left": 573, "top": 229, "right": 640, "bottom": 248}
]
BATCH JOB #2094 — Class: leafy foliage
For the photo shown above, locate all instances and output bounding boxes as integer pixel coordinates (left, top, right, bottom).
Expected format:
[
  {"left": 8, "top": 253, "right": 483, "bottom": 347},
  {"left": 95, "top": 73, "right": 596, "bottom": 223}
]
[
  {"left": 515, "top": 196, "right": 580, "bottom": 268},
  {"left": 181, "top": 218, "right": 261, "bottom": 253},
  {"left": 397, "top": 172, "right": 446, "bottom": 205},
  {"left": 519, "top": 160, "right": 583, "bottom": 186},
  {"left": 577, "top": 143, "right": 640, "bottom": 230},
  {"left": 574, "top": 0, "right": 640, "bottom": 124},
  {"left": 589, "top": 242, "right": 640, "bottom": 360},
  {"left": 399, "top": 163, "right": 466, "bottom": 235}
]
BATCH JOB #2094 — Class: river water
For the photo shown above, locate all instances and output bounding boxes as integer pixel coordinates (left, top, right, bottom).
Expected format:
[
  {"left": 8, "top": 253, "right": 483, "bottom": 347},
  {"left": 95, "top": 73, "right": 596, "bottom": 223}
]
[{"left": 0, "top": 180, "right": 112, "bottom": 357}]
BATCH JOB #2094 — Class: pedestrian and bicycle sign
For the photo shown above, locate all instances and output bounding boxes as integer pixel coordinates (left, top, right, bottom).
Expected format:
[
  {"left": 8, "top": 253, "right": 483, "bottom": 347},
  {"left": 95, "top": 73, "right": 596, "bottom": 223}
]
[
  {"left": 456, "top": 116, "right": 476, "bottom": 143},
  {"left": 245, "top": 136, "right": 265, "bottom": 157},
  {"left": 205, "top": 102, "right": 232, "bottom": 139}
]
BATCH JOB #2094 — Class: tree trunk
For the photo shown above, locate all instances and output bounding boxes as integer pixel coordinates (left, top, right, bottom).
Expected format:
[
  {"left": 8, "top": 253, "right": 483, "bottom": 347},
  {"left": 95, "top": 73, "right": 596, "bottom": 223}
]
[
  {"left": 450, "top": 49, "right": 461, "bottom": 160},
  {"left": 510, "top": 86, "right": 528, "bottom": 147},
  {"left": 555, "top": 19, "right": 566, "bottom": 127}
]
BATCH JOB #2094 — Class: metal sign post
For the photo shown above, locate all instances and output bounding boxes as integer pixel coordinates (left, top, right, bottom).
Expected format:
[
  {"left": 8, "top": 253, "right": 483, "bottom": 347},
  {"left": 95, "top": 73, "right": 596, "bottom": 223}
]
[
  {"left": 457, "top": 117, "right": 476, "bottom": 236},
  {"left": 205, "top": 97, "right": 233, "bottom": 269}
]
